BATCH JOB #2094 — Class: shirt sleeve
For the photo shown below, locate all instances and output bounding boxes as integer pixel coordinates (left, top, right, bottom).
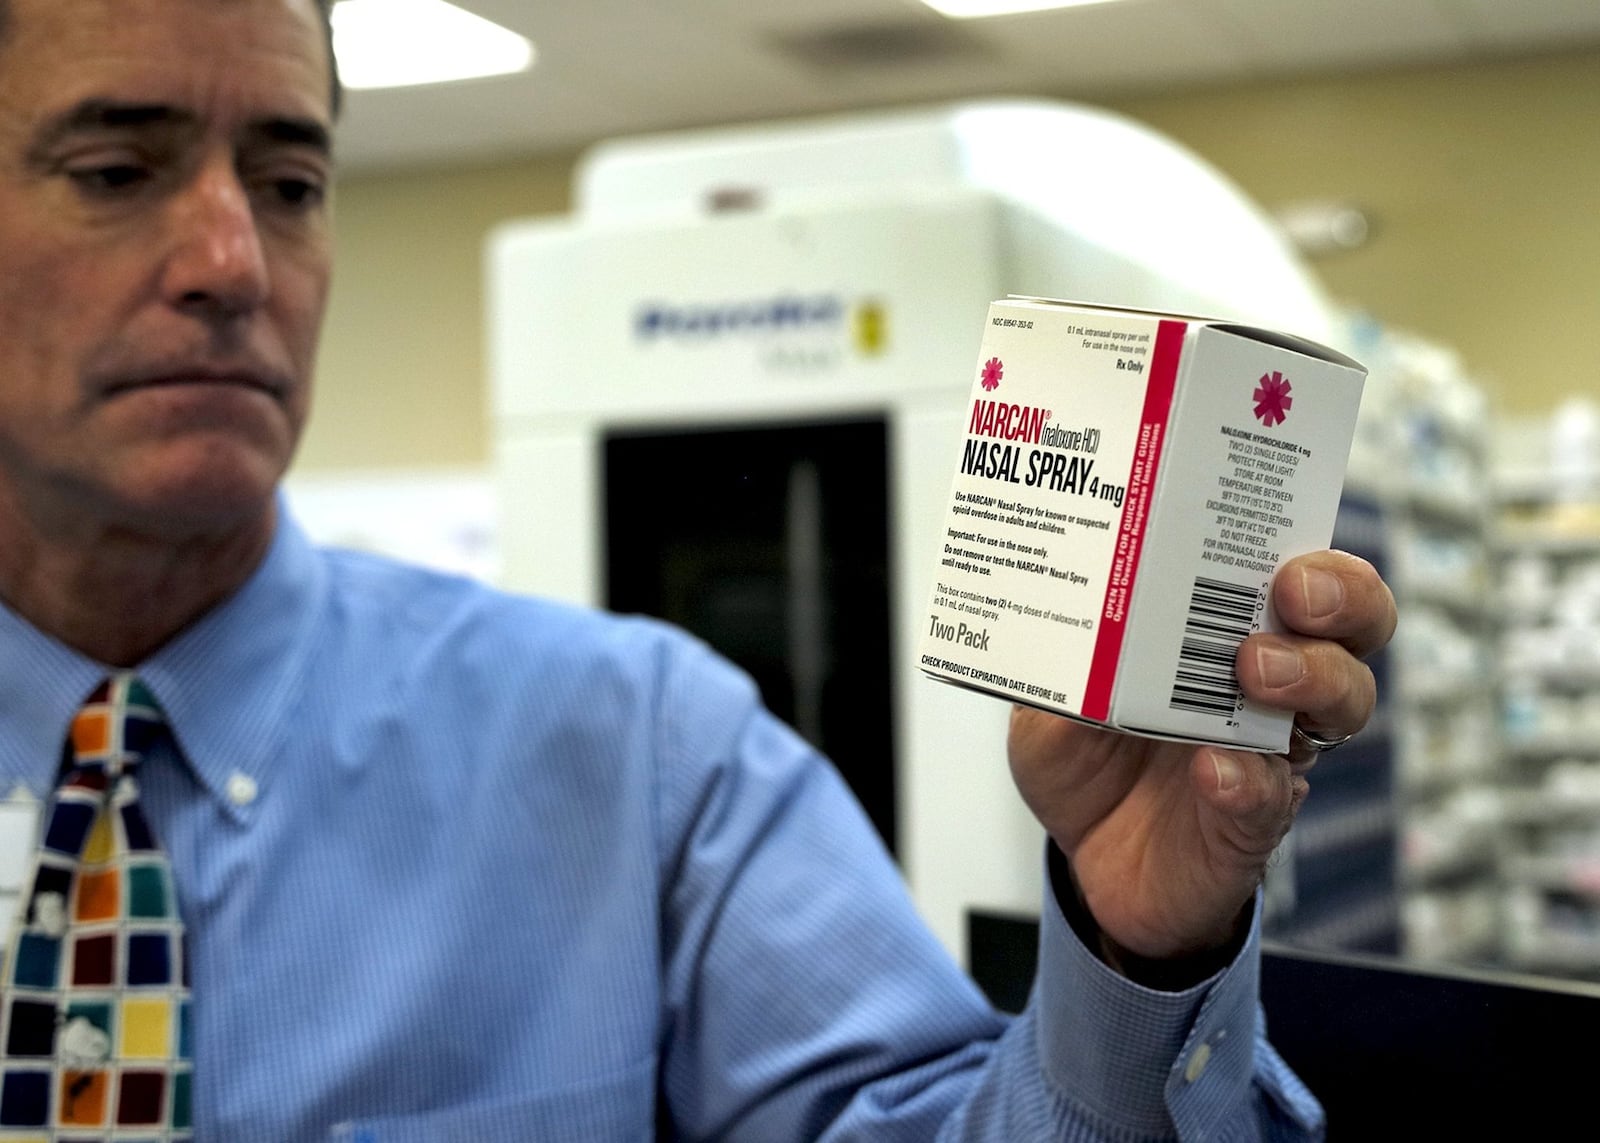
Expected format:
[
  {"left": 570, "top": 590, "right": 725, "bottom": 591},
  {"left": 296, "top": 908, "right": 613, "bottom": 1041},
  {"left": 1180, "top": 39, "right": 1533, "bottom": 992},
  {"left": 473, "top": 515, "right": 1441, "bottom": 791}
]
[
  {"left": 1026, "top": 862, "right": 1326, "bottom": 1141},
  {"left": 651, "top": 637, "right": 1325, "bottom": 1142}
]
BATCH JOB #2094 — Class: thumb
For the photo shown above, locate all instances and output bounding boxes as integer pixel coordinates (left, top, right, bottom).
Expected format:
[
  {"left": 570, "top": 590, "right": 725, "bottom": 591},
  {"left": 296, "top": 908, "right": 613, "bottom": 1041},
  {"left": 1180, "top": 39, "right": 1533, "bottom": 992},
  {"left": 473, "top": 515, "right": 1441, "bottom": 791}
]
[{"left": 1194, "top": 748, "right": 1305, "bottom": 876}]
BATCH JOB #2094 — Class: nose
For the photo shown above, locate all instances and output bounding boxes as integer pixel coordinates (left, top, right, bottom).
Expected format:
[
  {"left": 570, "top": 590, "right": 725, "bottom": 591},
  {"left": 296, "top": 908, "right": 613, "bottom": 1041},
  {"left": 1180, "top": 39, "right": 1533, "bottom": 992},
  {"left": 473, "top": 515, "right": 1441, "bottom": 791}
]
[{"left": 160, "top": 159, "right": 270, "bottom": 319}]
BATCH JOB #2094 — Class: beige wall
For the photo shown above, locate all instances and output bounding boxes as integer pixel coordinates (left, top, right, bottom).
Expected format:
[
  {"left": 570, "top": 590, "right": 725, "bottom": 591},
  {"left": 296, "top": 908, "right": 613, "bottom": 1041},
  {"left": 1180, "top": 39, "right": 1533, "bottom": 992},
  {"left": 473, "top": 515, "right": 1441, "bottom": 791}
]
[
  {"left": 1113, "top": 49, "right": 1600, "bottom": 417},
  {"left": 297, "top": 156, "right": 577, "bottom": 471},
  {"left": 298, "top": 48, "right": 1600, "bottom": 473}
]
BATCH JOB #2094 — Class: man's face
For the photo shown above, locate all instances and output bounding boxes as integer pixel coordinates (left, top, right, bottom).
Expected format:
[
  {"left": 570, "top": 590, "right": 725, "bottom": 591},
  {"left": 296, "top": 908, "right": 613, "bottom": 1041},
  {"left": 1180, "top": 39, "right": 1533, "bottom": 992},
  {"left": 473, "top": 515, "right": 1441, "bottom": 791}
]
[{"left": 0, "top": 0, "right": 334, "bottom": 542}]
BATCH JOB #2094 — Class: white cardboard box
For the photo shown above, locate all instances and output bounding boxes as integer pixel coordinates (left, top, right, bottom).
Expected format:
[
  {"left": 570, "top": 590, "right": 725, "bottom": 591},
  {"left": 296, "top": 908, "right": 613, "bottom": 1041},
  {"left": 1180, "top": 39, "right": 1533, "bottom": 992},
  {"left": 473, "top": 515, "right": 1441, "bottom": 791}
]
[{"left": 917, "top": 297, "right": 1367, "bottom": 752}]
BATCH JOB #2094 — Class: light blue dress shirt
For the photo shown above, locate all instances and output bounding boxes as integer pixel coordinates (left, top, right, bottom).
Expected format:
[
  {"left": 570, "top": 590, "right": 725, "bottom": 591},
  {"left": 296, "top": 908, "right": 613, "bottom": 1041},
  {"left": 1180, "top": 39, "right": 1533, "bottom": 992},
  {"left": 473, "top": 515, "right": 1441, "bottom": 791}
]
[{"left": 0, "top": 512, "right": 1323, "bottom": 1141}]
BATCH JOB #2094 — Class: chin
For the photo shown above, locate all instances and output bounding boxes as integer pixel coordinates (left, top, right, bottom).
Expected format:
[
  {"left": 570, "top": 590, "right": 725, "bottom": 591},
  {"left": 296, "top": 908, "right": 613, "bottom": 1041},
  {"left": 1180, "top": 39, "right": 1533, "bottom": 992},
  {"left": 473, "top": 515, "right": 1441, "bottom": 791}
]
[{"left": 114, "top": 443, "right": 289, "bottom": 543}]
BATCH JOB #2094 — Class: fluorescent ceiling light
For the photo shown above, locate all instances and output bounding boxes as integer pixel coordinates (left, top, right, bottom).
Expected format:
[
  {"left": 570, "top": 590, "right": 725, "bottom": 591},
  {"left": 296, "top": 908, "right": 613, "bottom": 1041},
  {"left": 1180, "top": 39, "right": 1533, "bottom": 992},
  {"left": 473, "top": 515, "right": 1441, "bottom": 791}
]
[
  {"left": 331, "top": 0, "right": 535, "bottom": 90},
  {"left": 921, "top": 0, "right": 1124, "bottom": 17}
]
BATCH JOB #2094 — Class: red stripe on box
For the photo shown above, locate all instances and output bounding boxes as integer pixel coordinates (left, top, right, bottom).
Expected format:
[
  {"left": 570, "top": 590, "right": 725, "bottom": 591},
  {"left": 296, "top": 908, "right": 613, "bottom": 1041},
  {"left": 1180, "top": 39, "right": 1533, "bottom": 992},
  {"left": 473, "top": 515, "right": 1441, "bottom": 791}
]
[{"left": 1081, "top": 320, "right": 1186, "bottom": 721}]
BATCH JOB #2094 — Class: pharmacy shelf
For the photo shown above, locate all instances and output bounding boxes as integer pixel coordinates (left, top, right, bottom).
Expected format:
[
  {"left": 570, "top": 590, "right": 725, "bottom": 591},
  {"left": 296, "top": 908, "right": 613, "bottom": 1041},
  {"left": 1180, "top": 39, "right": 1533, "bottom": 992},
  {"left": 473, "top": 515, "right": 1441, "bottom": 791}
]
[
  {"left": 1499, "top": 791, "right": 1600, "bottom": 823},
  {"left": 1401, "top": 488, "right": 1488, "bottom": 530},
  {"left": 1487, "top": 461, "right": 1600, "bottom": 976},
  {"left": 1503, "top": 738, "right": 1600, "bottom": 763},
  {"left": 1501, "top": 940, "right": 1600, "bottom": 978},
  {"left": 1406, "top": 582, "right": 1488, "bottom": 619},
  {"left": 1503, "top": 667, "right": 1600, "bottom": 692},
  {"left": 1502, "top": 856, "right": 1600, "bottom": 898},
  {"left": 1261, "top": 492, "right": 1401, "bottom": 958},
  {"left": 1492, "top": 530, "right": 1600, "bottom": 558}
]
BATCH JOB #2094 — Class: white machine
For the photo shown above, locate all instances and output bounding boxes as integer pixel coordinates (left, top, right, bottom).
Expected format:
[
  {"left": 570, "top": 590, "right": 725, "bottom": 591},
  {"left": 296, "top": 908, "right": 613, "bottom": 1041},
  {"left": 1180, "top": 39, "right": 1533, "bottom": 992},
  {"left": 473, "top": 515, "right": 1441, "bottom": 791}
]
[{"left": 488, "top": 100, "right": 1335, "bottom": 962}]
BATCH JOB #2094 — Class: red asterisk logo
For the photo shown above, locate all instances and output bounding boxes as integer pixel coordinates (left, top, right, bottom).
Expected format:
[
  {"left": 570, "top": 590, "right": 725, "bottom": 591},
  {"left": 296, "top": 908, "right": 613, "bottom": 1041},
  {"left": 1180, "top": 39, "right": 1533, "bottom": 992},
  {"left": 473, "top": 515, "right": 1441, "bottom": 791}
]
[
  {"left": 980, "top": 357, "right": 1003, "bottom": 391},
  {"left": 1253, "top": 371, "right": 1293, "bottom": 427}
]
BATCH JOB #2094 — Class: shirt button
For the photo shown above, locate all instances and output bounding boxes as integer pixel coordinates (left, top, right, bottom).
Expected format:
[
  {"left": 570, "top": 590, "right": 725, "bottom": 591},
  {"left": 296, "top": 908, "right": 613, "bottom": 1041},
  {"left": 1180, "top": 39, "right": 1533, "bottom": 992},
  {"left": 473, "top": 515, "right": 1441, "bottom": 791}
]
[
  {"left": 1184, "top": 1042, "right": 1213, "bottom": 1084},
  {"left": 226, "top": 772, "right": 258, "bottom": 807}
]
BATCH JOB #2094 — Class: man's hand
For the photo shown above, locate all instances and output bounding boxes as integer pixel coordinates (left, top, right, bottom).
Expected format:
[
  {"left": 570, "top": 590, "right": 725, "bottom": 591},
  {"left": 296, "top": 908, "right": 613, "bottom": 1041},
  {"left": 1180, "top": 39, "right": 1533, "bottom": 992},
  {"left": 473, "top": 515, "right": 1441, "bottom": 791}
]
[{"left": 1009, "top": 550, "right": 1397, "bottom": 966}]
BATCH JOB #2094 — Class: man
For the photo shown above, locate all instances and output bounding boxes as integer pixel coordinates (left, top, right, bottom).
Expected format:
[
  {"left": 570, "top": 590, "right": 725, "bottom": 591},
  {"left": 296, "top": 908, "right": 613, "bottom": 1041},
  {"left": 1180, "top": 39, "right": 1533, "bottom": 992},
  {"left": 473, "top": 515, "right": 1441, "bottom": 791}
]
[{"left": 0, "top": 0, "right": 1394, "bottom": 1138}]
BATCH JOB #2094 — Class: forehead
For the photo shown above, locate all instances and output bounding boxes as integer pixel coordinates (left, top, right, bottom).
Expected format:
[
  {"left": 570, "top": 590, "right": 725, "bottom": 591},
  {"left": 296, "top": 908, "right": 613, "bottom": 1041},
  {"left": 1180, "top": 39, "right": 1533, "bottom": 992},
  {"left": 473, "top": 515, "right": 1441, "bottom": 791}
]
[{"left": 0, "top": 0, "right": 331, "bottom": 126}]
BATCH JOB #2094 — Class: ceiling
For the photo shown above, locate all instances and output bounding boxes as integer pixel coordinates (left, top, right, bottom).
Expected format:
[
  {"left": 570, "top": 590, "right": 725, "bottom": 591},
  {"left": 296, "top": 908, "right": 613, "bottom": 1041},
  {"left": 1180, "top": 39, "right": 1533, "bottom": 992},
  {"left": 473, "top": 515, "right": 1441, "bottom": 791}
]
[{"left": 333, "top": 0, "right": 1600, "bottom": 175}]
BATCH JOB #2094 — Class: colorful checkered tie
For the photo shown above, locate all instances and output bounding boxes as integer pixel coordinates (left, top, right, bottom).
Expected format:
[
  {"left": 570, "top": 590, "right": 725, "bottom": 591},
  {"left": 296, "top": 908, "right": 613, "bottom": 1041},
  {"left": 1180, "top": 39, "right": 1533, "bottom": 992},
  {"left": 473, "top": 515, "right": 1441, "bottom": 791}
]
[{"left": 0, "top": 676, "right": 192, "bottom": 1140}]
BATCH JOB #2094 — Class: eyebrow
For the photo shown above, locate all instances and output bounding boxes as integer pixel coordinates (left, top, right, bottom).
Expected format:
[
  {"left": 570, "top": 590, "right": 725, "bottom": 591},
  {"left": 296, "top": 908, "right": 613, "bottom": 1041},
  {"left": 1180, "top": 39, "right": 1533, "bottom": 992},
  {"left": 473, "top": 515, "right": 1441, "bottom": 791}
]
[{"left": 27, "top": 99, "right": 332, "bottom": 161}]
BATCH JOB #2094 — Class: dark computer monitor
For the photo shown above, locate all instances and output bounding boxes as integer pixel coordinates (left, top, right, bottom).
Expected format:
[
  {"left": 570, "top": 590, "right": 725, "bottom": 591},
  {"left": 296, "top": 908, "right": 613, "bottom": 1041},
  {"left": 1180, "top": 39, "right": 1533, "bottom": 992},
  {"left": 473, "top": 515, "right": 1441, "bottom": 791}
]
[{"left": 968, "top": 910, "right": 1600, "bottom": 1135}]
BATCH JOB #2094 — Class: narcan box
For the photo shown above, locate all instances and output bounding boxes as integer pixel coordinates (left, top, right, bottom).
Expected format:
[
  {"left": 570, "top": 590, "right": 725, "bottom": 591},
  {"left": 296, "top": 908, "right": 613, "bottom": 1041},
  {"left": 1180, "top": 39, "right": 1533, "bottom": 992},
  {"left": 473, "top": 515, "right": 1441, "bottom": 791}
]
[{"left": 917, "top": 297, "right": 1367, "bottom": 752}]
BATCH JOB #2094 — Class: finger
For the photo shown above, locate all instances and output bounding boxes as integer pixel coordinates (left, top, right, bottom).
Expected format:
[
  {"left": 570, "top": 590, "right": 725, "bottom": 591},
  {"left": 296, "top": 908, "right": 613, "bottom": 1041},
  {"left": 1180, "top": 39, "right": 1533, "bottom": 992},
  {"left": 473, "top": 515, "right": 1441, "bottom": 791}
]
[
  {"left": 1194, "top": 748, "right": 1305, "bottom": 866},
  {"left": 1288, "top": 752, "right": 1320, "bottom": 777},
  {"left": 1272, "top": 550, "right": 1396, "bottom": 659},
  {"left": 1007, "top": 704, "right": 1142, "bottom": 848},
  {"left": 1235, "top": 631, "right": 1378, "bottom": 742}
]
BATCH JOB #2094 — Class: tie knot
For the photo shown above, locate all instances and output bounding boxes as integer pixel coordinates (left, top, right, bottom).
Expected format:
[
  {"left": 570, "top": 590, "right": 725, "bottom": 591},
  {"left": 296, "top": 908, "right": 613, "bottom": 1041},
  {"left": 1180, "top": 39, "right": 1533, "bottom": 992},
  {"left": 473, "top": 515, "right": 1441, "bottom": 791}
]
[{"left": 68, "top": 673, "right": 166, "bottom": 780}]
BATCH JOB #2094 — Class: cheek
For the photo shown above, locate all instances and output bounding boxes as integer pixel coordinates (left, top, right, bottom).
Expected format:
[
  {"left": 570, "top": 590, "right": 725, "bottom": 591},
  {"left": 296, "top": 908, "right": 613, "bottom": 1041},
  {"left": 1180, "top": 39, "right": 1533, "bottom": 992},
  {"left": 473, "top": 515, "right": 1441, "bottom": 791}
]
[
  {"left": 0, "top": 262, "right": 82, "bottom": 413},
  {"left": 273, "top": 244, "right": 333, "bottom": 360},
  {"left": 272, "top": 260, "right": 330, "bottom": 432}
]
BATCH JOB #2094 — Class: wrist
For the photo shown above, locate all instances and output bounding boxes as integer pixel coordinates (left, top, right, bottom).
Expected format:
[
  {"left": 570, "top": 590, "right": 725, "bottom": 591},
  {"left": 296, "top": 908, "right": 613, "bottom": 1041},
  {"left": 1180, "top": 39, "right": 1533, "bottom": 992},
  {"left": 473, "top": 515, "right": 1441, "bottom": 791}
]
[{"left": 1047, "top": 842, "right": 1251, "bottom": 991}]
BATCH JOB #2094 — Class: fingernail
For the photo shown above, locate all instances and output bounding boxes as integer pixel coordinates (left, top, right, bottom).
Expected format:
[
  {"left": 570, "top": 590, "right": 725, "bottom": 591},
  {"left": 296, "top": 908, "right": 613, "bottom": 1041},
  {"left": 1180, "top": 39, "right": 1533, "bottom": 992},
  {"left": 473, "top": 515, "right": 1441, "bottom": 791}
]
[
  {"left": 1255, "top": 644, "right": 1303, "bottom": 689},
  {"left": 1301, "top": 567, "right": 1344, "bottom": 619},
  {"left": 1212, "top": 751, "right": 1242, "bottom": 792}
]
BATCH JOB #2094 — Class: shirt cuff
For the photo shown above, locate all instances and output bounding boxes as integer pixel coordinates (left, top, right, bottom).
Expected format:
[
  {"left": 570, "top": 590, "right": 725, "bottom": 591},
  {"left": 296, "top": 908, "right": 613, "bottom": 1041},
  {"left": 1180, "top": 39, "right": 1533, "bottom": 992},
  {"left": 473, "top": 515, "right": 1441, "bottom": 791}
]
[{"left": 1033, "top": 856, "right": 1266, "bottom": 1139}]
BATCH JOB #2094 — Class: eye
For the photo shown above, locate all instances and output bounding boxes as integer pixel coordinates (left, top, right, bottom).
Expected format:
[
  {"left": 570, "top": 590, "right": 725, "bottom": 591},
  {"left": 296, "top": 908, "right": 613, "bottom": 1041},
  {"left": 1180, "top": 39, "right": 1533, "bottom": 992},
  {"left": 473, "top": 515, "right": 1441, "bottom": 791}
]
[
  {"left": 68, "top": 163, "right": 153, "bottom": 194},
  {"left": 271, "top": 177, "right": 325, "bottom": 208},
  {"left": 249, "top": 164, "right": 328, "bottom": 214}
]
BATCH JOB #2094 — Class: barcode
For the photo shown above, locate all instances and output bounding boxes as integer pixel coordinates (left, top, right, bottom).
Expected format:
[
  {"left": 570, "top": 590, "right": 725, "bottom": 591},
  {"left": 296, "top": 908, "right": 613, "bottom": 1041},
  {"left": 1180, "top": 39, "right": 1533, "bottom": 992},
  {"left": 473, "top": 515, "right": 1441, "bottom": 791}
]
[{"left": 1169, "top": 576, "right": 1261, "bottom": 717}]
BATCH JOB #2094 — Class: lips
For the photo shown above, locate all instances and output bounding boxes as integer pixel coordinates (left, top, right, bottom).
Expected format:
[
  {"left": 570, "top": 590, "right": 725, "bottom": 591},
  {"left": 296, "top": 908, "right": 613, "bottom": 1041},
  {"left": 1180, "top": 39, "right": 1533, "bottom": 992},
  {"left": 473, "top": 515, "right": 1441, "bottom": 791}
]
[{"left": 103, "top": 365, "right": 289, "bottom": 399}]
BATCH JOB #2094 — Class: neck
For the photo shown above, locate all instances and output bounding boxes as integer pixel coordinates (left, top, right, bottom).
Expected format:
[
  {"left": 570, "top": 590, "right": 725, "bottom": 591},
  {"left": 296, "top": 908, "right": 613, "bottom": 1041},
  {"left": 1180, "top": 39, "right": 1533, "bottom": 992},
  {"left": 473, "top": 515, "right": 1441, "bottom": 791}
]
[{"left": 0, "top": 494, "right": 276, "bottom": 667}]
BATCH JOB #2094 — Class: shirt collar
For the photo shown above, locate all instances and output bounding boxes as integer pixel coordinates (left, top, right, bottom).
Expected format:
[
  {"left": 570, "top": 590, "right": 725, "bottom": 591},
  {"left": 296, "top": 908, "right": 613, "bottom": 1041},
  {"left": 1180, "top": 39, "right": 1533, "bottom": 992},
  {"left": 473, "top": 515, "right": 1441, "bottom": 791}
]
[
  {"left": 0, "top": 599, "right": 107, "bottom": 796},
  {"left": 0, "top": 502, "right": 326, "bottom": 819}
]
